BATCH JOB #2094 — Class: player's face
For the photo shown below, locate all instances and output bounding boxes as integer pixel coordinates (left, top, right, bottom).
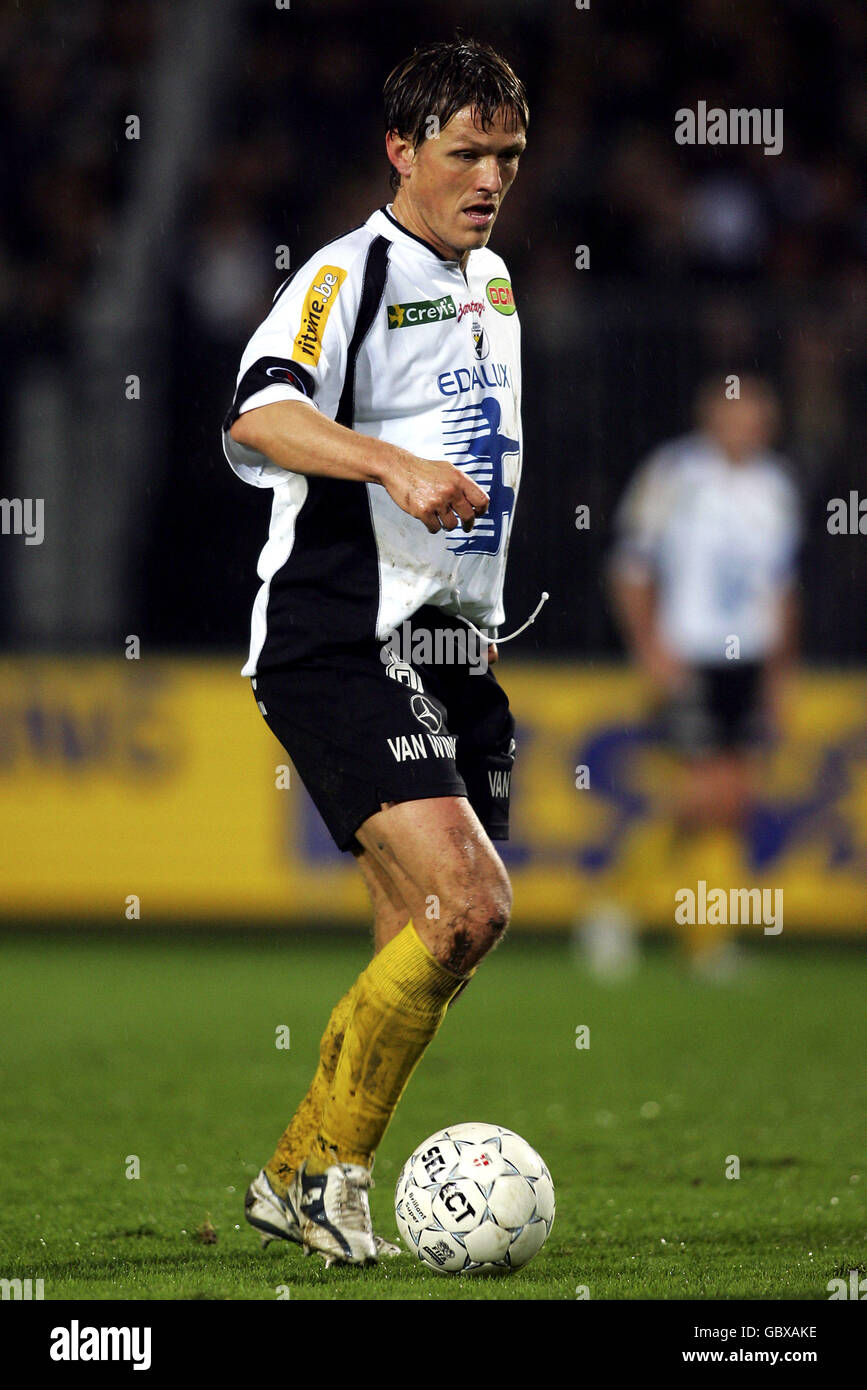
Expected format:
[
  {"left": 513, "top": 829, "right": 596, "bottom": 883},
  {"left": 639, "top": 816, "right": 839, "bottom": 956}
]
[
  {"left": 705, "top": 389, "right": 779, "bottom": 461},
  {"left": 391, "top": 106, "right": 526, "bottom": 262}
]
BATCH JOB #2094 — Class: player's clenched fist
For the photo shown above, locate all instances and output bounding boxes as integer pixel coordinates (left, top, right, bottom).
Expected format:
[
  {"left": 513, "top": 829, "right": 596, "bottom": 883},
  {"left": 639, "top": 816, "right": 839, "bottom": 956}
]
[{"left": 383, "top": 454, "right": 490, "bottom": 534}]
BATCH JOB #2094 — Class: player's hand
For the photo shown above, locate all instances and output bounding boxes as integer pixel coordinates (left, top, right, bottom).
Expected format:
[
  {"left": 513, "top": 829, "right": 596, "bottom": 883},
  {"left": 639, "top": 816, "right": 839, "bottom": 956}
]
[
  {"left": 488, "top": 643, "right": 499, "bottom": 665},
  {"left": 383, "top": 454, "right": 489, "bottom": 535}
]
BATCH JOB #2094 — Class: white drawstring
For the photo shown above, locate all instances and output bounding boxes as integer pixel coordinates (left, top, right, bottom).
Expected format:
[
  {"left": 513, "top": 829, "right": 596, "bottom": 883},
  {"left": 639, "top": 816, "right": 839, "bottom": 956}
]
[{"left": 452, "top": 590, "right": 549, "bottom": 645}]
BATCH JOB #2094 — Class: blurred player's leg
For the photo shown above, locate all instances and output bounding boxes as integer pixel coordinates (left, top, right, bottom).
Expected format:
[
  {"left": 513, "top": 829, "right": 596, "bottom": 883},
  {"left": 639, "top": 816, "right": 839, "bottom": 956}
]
[
  {"left": 674, "top": 750, "right": 758, "bottom": 975},
  {"left": 677, "top": 751, "right": 755, "bottom": 833}
]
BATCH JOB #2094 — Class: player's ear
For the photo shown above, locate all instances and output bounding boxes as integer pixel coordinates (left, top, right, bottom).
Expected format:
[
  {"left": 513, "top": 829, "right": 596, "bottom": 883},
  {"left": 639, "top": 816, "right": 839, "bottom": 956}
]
[{"left": 386, "top": 129, "right": 415, "bottom": 183}]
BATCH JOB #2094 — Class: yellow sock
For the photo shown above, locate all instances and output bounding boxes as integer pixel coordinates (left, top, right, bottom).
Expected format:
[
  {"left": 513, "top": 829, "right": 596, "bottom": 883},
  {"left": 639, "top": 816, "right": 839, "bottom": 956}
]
[
  {"left": 305, "top": 921, "right": 465, "bottom": 1173},
  {"left": 679, "top": 827, "right": 741, "bottom": 963},
  {"left": 264, "top": 983, "right": 357, "bottom": 1195}
]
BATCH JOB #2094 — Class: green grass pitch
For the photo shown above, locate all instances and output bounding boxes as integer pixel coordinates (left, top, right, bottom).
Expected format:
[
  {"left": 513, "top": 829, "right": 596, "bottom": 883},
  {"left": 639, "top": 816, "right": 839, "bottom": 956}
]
[{"left": 1, "top": 932, "right": 864, "bottom": 1301}]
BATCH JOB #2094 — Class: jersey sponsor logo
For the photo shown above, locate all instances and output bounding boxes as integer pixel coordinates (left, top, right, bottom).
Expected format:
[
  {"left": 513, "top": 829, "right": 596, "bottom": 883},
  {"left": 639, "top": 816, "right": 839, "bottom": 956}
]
[
  {"left": 486, "top": 277, "right": 516, "bottom": 315},
  {"left": 292, "top": 265, "right": 347, "bottom": 366},
  {"left": 382, "top": 648, "right": 424, "bottom": 692},
  {"left": 488, "top": 768, "right": 511, "bottom": 798},
  {"left": 437, "top": 362, "right": 511, "bottom": 395},
  {"left": 442, "top": 397, "right": 518, "bottom": 557},
  {"left": 457, "top": 299, "right": 485, "bottom": 322},
  {"left": 387, "top": 294, "right": 456, "bottom": 329},
  {"left": 410, "top": 693, "right": 443, "bottom": 733},
  {"left": 386, "top": 731, "right": 457, "bottom": 762}
]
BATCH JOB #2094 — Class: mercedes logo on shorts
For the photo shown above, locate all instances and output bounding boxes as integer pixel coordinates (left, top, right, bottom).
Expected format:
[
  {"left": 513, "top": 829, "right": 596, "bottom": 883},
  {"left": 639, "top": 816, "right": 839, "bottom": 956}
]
[{"left": 411, "top": 694, "right": 443, "bottom": 733}]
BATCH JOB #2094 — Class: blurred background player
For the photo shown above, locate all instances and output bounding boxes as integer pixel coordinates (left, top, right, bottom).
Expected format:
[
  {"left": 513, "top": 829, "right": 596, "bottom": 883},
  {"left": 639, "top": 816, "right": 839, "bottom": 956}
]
[{"left": 607, "top": 374, "right": 801, "bottom": 974}]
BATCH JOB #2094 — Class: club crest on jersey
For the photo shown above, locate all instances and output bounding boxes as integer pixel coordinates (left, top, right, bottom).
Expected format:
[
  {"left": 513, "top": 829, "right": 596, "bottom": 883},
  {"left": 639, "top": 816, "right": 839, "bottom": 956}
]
[
  {"left": 387, "top": 294, "right": 456, "bottom": 329},
  {"left": 292, "top": 265, "right": 347, "bottom": 365},
  {"left": 470, "top": 318, "right": 489, "bottom": 360}
]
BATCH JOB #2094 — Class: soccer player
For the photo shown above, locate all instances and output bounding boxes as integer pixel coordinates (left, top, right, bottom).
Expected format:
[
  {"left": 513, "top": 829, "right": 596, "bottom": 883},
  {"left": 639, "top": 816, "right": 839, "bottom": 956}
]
[
  {"left": 222, "top": 40, "right": 528, "bottom": 1264},
  {"left": 609, "top": 374, "right": 801, "bottom": 968}
]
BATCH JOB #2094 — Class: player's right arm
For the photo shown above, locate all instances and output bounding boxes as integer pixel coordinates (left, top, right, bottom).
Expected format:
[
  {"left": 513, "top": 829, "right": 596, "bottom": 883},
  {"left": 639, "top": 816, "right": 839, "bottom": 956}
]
[
  {"left": 609, "top": 566, "right": 686, "bottom": 693},
  {"left": 229, "top": 400, "right": 488, "bottom": 536},
  {"left": 608, "top": 450, "right": 688, "bottom": 695},
  {"left": 223, "top": 242, "right": 487, "bottom": 535}
]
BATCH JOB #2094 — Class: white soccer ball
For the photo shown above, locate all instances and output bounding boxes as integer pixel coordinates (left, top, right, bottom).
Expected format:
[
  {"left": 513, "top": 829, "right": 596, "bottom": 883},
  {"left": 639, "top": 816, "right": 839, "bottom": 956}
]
[{"left": 394, "top": 1121, "right": 555, "bottom": 1274}]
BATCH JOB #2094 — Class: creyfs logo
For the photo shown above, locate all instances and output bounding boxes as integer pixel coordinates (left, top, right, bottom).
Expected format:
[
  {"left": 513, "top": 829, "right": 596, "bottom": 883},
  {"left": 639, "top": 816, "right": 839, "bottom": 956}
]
[
  {"left": 573, "top": 719, "right": 867, "bottom": 876},
  {"left": 387, "top": 295, "right": 456, "bottom": 329},
  {"left": 441, "top": 396, "right": 518, "bottom": 557},
  {"left": 486, "top": 277, "right": 515, "bottom": 315}
]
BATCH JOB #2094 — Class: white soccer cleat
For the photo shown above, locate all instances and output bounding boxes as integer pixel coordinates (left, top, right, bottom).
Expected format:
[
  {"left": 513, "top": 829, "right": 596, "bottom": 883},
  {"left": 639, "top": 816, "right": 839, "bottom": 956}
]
[
  {"left": 244, "top": 1168, "right": 304, "bottom": 1249},
  {"left": 292, "top": 1161, "right": 382, "bottom": 1266},
  {"left": 372, "top": 1233, "right": 402, "bottom": 1259}
]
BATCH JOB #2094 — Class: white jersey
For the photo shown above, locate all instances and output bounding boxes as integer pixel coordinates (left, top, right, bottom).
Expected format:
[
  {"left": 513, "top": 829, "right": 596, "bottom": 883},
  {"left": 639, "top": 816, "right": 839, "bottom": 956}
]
[
  {"left": 613, "top": 432, "right": 800, "bottom": 663},
  {"left": 223, "top": 205, "right": 522, "bottom": 675}
]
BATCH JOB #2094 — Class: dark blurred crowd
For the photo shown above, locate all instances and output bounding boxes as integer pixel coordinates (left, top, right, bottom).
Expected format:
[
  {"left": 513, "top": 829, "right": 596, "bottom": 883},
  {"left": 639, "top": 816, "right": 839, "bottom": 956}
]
[{"left": 2, "top": 0, "right": 866, "bottom": 657}]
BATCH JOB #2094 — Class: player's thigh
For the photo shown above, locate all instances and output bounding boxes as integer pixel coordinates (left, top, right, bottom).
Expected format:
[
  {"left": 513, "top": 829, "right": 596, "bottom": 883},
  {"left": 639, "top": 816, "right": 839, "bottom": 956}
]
[
  {"left": 355, "top": 794, "right": 512, "bottom": 971},
  {"left": 683, "top": 751, "right": 754, "bottom": 818}
]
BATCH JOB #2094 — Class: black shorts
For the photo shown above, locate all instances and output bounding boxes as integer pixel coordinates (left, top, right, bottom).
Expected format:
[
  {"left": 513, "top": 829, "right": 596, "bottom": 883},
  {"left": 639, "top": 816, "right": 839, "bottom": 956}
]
[
  {"left": 660, "top": 662, "right": 766, "bottom": 756},
  {"left": 251, "top": 606, "right": 516, "bottom": 852}
]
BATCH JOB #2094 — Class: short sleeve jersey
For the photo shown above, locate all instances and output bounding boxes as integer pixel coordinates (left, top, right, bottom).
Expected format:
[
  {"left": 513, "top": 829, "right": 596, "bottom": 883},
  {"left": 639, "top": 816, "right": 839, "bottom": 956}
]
[
  {"left": 222, "top": 205, "right": 522, "bottom": 676},
  {"left": 612, "top": 432, "right": 801, "bottom": 664}
]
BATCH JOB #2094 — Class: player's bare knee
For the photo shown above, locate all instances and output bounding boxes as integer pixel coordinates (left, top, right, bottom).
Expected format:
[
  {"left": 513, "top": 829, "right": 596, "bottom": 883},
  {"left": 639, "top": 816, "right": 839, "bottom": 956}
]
[
  {"left": 484, "top": 854, "right": 513, "bottom": 928},
  {"left": 441, "top": 870, "right": 511, "bottom": 970}
]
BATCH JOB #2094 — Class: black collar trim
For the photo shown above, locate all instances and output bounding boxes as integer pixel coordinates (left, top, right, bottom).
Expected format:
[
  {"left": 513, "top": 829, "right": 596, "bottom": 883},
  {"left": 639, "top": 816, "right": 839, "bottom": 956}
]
[{"left": 380, "top": 206, "right": 457, "bottom": 263}]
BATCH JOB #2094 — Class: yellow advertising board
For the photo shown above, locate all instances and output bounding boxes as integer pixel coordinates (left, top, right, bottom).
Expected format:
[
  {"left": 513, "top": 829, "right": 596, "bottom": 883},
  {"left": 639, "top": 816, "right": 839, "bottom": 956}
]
[{"left": 0, "top": 658, "right": 865, "bottom": 930}]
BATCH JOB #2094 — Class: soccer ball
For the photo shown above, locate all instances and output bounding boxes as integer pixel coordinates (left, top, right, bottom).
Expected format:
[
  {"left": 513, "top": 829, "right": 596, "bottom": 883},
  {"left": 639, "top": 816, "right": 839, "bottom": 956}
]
[{"left": 394, "top": 1121, "right": 555, "bottom": 1273}]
